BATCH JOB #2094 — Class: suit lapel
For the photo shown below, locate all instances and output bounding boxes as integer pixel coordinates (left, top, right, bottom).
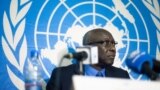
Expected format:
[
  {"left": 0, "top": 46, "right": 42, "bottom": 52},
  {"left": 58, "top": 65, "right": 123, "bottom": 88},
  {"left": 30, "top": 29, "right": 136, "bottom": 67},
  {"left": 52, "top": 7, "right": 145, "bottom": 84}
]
[{"left": 105, "top": 66, "right": 116, "bottom": 77}]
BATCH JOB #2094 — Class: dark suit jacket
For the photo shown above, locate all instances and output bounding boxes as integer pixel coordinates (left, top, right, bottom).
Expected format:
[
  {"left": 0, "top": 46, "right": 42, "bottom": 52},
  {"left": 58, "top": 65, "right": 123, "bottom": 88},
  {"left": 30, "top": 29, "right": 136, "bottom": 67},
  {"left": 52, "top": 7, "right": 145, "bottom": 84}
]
[{"left": 46, "top": 64, "right": 130, "bottom": 90}]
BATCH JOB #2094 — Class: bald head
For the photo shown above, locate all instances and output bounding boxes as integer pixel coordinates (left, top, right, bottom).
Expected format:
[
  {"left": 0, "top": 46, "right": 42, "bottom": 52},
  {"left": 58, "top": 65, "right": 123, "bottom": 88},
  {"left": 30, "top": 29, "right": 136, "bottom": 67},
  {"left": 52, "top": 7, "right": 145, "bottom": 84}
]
[
  {"left": 83, "top": 28, "right": 114, "bottom": 45},
  {"left": 83, "top": 28, "right": 116, "bottom": 66}
]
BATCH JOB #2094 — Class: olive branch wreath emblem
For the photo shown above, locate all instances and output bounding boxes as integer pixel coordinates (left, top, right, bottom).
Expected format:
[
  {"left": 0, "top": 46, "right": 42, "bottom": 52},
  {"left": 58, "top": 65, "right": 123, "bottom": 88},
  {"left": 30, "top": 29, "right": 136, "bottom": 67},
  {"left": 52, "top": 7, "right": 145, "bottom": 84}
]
[
  {"left": 2, "top": 0, "right": 32, "bottom": 89},
  {"left": 142, "top": 0, "right": 160, "bottom": 59}
]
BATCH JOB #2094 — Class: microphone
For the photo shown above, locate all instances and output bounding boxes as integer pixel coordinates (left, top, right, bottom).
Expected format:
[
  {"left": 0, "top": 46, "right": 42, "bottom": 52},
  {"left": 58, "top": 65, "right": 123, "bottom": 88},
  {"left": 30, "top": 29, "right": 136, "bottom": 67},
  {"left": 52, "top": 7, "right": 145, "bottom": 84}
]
[
  {"left": 153, "top": 58, "right": 160, "bottom": 73},
  {"left": 64, "top": 51, "right": 88, "bottom": 61},
  {"left": 126, "top": 51, "right": 158, "bottom": 80},
  {"left": 64, "top": 46, "right": 98, "bottom": 75},
  {"left": 64, "top": 46, "right": 98, "bottom": 64}
]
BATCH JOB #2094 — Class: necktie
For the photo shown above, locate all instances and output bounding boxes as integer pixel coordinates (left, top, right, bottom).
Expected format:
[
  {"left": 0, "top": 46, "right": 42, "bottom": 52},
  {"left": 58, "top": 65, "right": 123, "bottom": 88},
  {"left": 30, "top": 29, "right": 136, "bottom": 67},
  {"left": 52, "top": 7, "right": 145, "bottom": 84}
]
[{"left": 96, "top": 72, "right": 103, "bottom": 77}]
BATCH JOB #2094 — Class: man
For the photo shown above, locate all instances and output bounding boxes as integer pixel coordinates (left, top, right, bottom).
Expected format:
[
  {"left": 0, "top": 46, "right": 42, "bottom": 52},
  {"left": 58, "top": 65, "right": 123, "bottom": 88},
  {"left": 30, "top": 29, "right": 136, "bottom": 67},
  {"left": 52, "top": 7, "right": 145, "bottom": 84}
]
[{"left": 46, "top": 28, "right": 130, "bottom": 90}]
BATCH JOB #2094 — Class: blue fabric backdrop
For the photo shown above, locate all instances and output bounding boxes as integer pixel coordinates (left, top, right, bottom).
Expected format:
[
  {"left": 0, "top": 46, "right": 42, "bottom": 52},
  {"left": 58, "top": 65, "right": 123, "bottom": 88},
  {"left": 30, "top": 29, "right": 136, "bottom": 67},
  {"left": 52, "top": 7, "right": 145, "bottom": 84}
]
[{"left": 0, "top": 0, "right": 160, "bottom": 89}]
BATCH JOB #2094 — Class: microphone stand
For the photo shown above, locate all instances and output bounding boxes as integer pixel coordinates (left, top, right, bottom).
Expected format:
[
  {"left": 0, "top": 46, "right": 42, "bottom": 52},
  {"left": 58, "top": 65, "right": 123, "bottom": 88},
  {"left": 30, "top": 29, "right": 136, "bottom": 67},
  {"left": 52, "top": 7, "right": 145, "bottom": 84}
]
[
  {"left": 79, "top": 61, "right": 83, "bottom": 75},
  {"left": 67, "top": 51, "right": 87, "bottom": 75}
]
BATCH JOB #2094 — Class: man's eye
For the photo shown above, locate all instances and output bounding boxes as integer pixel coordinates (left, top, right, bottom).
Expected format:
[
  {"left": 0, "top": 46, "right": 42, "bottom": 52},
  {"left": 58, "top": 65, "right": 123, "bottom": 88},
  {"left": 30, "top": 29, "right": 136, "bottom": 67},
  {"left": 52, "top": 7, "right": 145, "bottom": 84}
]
[{"left": 100, "top": 41, "right": 106, "bottom": 44}]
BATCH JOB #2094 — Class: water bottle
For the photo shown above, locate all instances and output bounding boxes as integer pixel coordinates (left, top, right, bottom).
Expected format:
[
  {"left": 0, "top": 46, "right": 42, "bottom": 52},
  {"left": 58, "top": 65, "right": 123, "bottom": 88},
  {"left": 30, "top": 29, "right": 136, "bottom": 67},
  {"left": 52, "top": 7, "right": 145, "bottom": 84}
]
[{"left": 25, "top": 50, "right": 42, "bottom": 90}]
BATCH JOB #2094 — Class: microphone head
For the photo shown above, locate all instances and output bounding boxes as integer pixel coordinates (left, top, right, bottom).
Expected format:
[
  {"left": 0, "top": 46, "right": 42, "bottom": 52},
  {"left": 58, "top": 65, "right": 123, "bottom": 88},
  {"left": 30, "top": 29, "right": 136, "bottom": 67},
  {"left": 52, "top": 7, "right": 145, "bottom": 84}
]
[
  {"left": 72, "top": 51, "right": 88, "bottom": 60},
  {"left": 64, "top": 46, "right": 98, "bottom": 64},
  {"left": 76, "top": 46, "right": 98, "bottom": 64},
  {"left": 126, "top": 51, "right": 153, "bottom": 73},
  {"left": 153, "top": 59, "right": 160, "bottom": 73},
  {"left": 64, "top": 51, "right": 87, "bottom": 60}
]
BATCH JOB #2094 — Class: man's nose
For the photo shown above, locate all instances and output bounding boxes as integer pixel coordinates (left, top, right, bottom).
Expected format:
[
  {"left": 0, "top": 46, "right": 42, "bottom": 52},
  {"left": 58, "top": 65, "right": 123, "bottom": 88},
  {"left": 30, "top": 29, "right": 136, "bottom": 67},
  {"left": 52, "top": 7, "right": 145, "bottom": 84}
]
[{"left": 109, "top": 45, "right": 116, "bottom": 52}]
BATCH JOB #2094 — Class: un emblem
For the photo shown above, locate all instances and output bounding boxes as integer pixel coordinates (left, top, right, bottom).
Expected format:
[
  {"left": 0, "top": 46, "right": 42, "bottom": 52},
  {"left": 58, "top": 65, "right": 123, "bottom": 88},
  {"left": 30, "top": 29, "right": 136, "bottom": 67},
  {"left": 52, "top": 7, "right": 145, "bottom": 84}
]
[{"left": 34, "top": 0, "right": 159, "bottom": 80}]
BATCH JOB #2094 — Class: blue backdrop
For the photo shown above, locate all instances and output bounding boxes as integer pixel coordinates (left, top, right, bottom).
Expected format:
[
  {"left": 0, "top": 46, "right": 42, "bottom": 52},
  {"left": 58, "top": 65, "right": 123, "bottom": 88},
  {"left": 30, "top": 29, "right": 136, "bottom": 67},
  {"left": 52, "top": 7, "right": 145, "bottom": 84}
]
[{"left": 0, "top": 0, "right": 160, "bottom": 89}]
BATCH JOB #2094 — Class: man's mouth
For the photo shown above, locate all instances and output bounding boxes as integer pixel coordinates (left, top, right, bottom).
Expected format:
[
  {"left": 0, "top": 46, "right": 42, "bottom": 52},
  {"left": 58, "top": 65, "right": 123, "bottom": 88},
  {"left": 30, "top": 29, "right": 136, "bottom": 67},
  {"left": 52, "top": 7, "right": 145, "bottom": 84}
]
[{"left": 107, "top": 55, "right": 115, "bottom": 58}]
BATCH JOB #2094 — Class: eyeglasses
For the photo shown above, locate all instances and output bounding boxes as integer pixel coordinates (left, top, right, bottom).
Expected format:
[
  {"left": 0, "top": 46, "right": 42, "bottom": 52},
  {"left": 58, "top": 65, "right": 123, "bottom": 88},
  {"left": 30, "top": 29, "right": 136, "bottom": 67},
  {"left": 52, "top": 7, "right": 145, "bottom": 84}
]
[{"left": 88, "top": 40, "right": 118, "bottom": 47}]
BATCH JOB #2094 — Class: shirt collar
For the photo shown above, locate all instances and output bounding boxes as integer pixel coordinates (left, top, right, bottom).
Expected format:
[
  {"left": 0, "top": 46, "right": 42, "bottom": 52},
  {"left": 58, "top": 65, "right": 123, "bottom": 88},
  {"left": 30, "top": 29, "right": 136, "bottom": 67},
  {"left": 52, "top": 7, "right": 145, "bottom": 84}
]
[{"left": 84, "top": 65, "right": 106, "bottom": 77}]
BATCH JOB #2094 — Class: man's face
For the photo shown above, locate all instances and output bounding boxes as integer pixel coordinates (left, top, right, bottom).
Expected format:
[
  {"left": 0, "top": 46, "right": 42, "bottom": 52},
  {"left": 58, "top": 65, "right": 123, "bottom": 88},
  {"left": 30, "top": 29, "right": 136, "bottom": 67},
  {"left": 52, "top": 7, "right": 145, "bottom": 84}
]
[{"left": 88, "top": 30, "right": 117, "bottom": 66}]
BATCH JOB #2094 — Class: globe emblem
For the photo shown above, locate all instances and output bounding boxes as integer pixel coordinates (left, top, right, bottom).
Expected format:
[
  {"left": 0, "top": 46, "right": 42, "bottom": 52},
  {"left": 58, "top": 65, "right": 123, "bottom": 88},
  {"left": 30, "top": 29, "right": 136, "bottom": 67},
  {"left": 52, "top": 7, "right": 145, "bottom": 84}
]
[{"left": 34, "top": 1, "right": 150, "bottom": 80}]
